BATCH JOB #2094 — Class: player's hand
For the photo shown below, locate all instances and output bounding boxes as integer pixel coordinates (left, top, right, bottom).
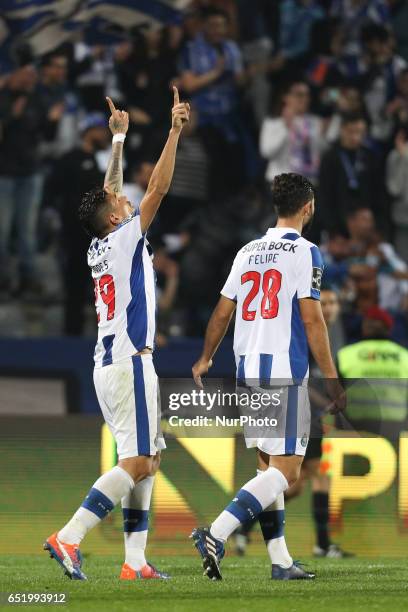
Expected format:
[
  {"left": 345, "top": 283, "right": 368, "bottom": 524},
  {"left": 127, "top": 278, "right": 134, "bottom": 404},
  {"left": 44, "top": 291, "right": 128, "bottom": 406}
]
[
  {"left": 48, "top": 102, "right": 65, "bottom": 122},
  {"left": 171, "top": 86, "right": 190, "bottom": 133},
  {"left": 106, "top": 97, "right": 129, "bottom": 135},
  {"left": 325, "top": 378, "right": 347, "bottom": 415},
  {"left": 192, "top": 358, "right": 213, "bottom": 389}
]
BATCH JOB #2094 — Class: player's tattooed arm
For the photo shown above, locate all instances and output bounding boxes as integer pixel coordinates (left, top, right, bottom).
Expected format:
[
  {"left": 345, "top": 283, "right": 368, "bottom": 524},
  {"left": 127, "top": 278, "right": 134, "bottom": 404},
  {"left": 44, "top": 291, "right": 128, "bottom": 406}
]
[
  {"left": 104, "top": 142, "right": 123, "bottom": 194},
  {"left": 139, "top": 87, "right": 190, "bottom": 233},
  {"left": 104, "top": 97, "right": 129, "bottom": 194},
  {"left": 192, "top": 296, "right": 236, "bottom": 388}
]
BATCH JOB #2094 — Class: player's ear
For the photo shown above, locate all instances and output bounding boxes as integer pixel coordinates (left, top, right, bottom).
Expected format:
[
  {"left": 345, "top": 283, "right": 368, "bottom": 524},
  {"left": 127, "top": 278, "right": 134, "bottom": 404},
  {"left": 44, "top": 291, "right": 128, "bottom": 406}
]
[
  {"left": 304, "top": 200, "right": 313, "bottom": 217},
  {"left": 109, "top": 211, "right": 121, "bottom": 227}
]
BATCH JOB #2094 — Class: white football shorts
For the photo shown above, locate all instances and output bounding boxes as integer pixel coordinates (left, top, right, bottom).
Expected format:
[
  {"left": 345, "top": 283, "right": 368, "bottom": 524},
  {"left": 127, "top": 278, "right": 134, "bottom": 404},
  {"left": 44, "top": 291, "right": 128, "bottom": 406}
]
[
  {"left": 93, "top": 354, "right": 166, "bottom": 459},
  {"left": 240, "top": 384, "right": 311, "bottom": 456}
]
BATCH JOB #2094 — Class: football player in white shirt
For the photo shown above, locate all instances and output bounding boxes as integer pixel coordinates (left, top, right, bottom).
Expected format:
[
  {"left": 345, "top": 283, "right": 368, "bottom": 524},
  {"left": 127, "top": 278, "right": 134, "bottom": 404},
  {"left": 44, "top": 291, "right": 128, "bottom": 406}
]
[
  {"left": 44, "top": 89, "right": 190, "bottom": 581},
  {"left": 191, "top": 173, "right": 346, "bottom": 580}
]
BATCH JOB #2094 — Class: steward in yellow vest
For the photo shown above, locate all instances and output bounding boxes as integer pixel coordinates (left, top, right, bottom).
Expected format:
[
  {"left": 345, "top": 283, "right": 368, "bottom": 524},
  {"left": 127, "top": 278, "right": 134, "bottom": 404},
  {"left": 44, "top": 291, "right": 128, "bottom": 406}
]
[{"left": 337, "top": 306, "right": 408, "bottom": 433}]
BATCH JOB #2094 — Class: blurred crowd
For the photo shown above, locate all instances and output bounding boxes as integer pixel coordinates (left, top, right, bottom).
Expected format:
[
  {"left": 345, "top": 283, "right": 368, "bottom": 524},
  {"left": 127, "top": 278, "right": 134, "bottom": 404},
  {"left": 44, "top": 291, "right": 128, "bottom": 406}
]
[{"left": 1, "top": 0, "right": 408, "bottom": 345}]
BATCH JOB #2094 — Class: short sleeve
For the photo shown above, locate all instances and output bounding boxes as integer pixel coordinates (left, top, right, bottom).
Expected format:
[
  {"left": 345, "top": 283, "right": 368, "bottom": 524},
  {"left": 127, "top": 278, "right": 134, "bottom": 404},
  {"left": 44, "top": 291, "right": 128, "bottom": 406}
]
[
  {"left": 115, "top": 212, "right": 143, "bottom": 256},
  {"left": 297, "top": 245, "right": 324, "bottom": 300},
  {"left": 221, "top": 254, "right": 241, "bottom": 301}
]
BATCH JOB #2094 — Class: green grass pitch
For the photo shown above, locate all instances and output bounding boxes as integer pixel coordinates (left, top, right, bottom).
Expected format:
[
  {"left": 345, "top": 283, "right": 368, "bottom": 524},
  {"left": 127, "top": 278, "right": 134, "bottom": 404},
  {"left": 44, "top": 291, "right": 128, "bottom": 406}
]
[{"left": 1, "top": 556, "right": 407, "bottom": 612}]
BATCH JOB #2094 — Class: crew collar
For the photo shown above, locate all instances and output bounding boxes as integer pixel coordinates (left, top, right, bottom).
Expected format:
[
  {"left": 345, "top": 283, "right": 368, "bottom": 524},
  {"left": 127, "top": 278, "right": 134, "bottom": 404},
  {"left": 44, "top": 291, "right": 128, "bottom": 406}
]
[{"left": 267, "top": 227, "right": 301, "bottom": 235}]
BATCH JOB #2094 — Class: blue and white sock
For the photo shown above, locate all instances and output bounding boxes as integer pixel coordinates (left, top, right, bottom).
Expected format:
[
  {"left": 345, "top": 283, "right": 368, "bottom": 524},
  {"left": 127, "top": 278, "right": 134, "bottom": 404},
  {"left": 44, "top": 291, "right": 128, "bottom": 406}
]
[
  {"left": 58, "top": 466, "right": 135, "bottom": 545},
  {"left": 210, "top": 467, "right": 288, "bottom": 542},
  {"left": 258, "top": 470, "right": 292, "bottom": 568},
  {"left": 122, "top": 476, "right": 154, "bottom": 570}
]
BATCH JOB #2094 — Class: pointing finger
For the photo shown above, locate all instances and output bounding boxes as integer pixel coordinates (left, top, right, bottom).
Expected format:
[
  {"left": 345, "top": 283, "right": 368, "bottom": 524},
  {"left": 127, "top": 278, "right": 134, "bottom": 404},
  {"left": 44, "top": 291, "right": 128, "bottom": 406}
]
[
  {"left": 172, "top": 103, "right": 187, "bottom": 112},
  {"left": 173, "top": 85, "right": 179, "bottom": 106},
  {"left": 106, "top": 96, "right": 116, "bottom": 114}
]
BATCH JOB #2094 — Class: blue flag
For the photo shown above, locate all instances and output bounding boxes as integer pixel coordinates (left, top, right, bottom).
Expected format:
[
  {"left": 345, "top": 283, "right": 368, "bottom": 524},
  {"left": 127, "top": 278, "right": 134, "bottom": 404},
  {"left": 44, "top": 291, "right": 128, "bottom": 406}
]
[{"left": 0, "top": 0, "right": 189, "bottom": 71}]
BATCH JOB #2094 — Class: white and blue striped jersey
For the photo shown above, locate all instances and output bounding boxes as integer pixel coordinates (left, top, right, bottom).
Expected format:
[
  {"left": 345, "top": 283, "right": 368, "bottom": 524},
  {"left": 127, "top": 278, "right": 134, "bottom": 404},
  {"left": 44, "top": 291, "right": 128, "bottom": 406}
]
[
  {"left": 88, "top": 212, "right": 156, "bottom": 368},
  {"left": 221, "top": 227, "right": 324, "bottom": 384}
]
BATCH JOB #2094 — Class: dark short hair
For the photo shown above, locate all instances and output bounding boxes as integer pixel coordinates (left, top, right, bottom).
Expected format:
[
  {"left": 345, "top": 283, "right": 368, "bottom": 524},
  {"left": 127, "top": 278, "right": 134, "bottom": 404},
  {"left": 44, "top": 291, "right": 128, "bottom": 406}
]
[
  {"left": 271, "top": 173, "right": 314, "bottom": 217},
  {"left": 78, "top": 187, "right": 110, "bottom": 237},
  {"left": 340, "top": 111, "right": 366, "bottom": 127},
  {"left": 202, "top": 6, "right": 229, "bottom": 21},
  {"left": 40, "top": 50, "right": 66, "bottom": 68},
  {"left": 345, "top": 206, "right": 372, "bottom": 220},
  {"left": 327, "top": 228, "right": 348, "bottom": 240},
  {"left": 361, "top": 23, "right": 391, "bottom": 45},
  {"left": 320, "top": 282, "right": 338, "bottom": 294}
]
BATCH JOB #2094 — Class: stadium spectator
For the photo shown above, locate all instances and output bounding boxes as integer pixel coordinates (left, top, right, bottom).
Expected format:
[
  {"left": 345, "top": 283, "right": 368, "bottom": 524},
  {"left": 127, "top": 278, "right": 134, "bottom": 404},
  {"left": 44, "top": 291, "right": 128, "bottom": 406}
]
[
  {"left": 325, "top": 87, "right": 367, "bottom": 143},
  {"left": 178, "top": 7, "right": 251, "bottom": 196},
  {"left": 123, "top": 161, "right": 155, "bottom": 210},
  {"left": 237, "top": 1, "right": 278, "bottom": 127},
  {"left": 152, "top": 242, "right": 180, "bottom": 346},
  {"left": 184, "top": 0, "right": 241, "bottom": 40},
  {"left": 178, "top": 8, "right": 244, "bottom": 122},
  {"left": 385, "top": 68, "right": 408, "bottom": 132},
  {"left": 386, "top": 128, "right": 408, "bottom": 264},
  {"left": 346, "top": 207, "right": 408, "bottom": 312},
  {"left": 278, "top": 0, "right": 325, "bottom": 72},
  {"left": 44, "top": 113, "right": 110, "bottom": 334},
  {"left": 359, "top": 23, "right": 406, "bottom": 143},
  {"left": 260, "top": 81, "right": 324, "bottom": 184},
  {"left": 318, "top": 113, "right": 380, "bottom": 231},
  {"left": 72, "top": 42, "right": 117, "bottom": 112},
  {"left": 320, "top": 228, "right": 390, "bottom": 315},
  {"left": 180, "top": 184, "right": 269, "bottom": 333},
  {"left": 114, "top": 27, "right": 180, "bottom": 161},
  {"left": 36, "top": 52, "right": 68, "bottom": 163},
  {"left": 154, "top": 106, "right": 209, "bottom": 237},
  {"left": 0, "top": 64, "right": 62, "bottom": 299},
  {"left": 245, "top": 3, "right": 326, "bottom": 111},
  {"left": 330, "top": 0, "right": 390, "bottom": 56},
  {"left": 332, "top": 24, "right": 406, "bottom": 143},
  {"left": 388, "top": 0, "right": 408, "bottom": 63},
  {"left": 319, "top": 231, "right": 354, "bottom": 294},
  {"left": 37, "top": 52, "right": 67, "bottom": 116},
  {"left": 305, "top": 17, "right": 347, "bottom": 96}
]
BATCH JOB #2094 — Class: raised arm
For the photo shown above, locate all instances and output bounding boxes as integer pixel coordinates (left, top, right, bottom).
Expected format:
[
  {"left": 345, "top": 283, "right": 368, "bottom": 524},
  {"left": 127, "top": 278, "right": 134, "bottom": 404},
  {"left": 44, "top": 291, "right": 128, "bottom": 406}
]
[
  {"left": 104, "top": 96, "right": 129, "bottom": 194},
  {"left": 139, "top": 87, "right": 189, "bottom": 233},
  {"left": 192, "top": 296, "right": 236, "bottom": 387}
]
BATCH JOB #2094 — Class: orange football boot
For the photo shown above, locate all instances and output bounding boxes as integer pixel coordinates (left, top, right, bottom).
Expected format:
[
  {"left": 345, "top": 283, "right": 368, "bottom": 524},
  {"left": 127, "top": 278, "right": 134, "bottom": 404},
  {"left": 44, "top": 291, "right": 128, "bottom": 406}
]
[
  {"left": 43, "top": 532, "right": 87, "bottom": 580},
  {"left": 120, "top": 562, "right": 170, "bottom": 580}
]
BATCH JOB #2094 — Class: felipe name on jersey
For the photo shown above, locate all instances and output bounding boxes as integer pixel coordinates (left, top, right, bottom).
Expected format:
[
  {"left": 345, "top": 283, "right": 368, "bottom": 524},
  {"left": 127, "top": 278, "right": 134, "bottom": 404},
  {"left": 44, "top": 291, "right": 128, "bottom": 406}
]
[{"left": 243, "top": 238, "right": 298, "bottom": 266}]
